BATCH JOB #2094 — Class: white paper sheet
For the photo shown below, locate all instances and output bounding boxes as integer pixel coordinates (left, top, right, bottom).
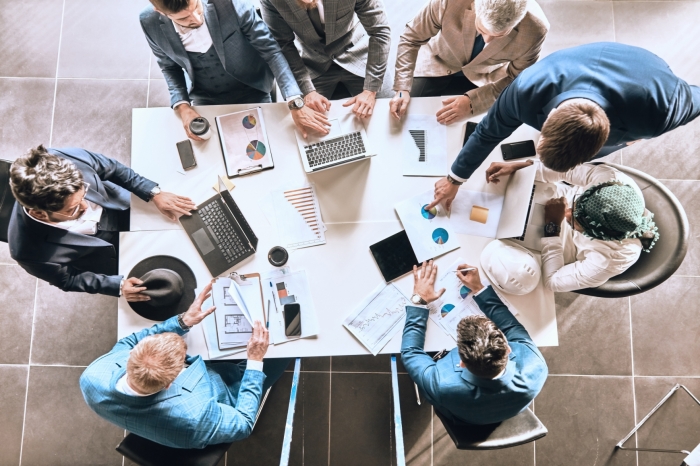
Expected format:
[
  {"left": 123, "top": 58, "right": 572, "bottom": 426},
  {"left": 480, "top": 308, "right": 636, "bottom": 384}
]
[
  {"left": 402, "top": 114, "right": 447, "bottom": 176},
  {"left": 212, "top": 278, "right": 252, "bottom": 349},
  {"left": 215, "top": 107, "right": 274, "bottom": 177},
  {"left": 271, "top": 184, "right": 327, "bottom": 250},
  {"left": 263, "top": 268, "right": 319, "bottom": 345},
  {"left": 200, "top": 288, "right": 247, "bottom": 359},
  {"left": 450, "top": 190, "right": 505, "bottom": 238},
  {"left": 343, "top": 283, "right": 409, "bottom": 355},
  {"left": 395, "top": 189, "right": 460, "bottom": 262}
]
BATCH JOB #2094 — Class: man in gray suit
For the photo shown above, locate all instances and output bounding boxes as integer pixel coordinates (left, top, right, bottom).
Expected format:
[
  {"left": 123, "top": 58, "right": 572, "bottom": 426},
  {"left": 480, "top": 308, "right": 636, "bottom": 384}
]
[
  {"left": 141, "top": 0, "right": 330, "bottom": 140},
  {"left": 261, "top": 0, "right": 391, "bottom": 118}
]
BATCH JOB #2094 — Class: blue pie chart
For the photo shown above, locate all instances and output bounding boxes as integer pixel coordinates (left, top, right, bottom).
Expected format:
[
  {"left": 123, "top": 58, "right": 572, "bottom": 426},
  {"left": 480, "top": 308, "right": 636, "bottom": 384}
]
[
  {"left": 421, "top": 204, "right": 437, "bottom": 219},
  {"left": 441, "top": 303, "right": 455, "bottom": 317},
  {"left": 432, "top": 228, "right": 449, "bottom": 245},
  {"left": 459, "top": 285, "right": 471, "bottom": 299}
]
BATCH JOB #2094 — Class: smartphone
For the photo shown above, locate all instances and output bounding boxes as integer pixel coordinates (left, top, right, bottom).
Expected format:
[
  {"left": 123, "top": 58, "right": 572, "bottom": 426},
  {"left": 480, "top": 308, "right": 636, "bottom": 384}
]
[
  {"left": 463, "top": 121, "right": 478, "bottom": 146},
  {"left": 283, "top": 303, "right": 302, "bottom": 337},
  {"left": 501, "top": 140, "right": 536, "bottom": 161},
  {"left": 176, "top": 139, "right": 197, "bottom": 170}
]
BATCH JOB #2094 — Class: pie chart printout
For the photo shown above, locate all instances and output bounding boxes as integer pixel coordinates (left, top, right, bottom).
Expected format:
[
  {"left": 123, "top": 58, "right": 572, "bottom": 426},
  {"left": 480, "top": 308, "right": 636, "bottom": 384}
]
[
  {"left": 421, "top": 204, "right": 437, "bottom": 219},
  {"left": 432, "top": 228, "right": 449, "bottom": 245},
  {"left": 242, "top": 115, "right": 257, "bottom": 129},
  {"left": 459, "top": 285, "right": 471, "bottom": 299},
  {"left": 441, "top": 303, "right": 455, "bottom": 317},
  {"left": 246, "top": 140, "right": 266, "bottom": 160}
]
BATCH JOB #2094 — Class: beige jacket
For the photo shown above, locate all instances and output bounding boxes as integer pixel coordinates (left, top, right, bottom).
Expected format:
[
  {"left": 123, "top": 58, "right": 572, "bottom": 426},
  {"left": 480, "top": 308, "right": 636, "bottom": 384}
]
[{"left": 393, "top": 0, "right": 549, "bottom": 115}]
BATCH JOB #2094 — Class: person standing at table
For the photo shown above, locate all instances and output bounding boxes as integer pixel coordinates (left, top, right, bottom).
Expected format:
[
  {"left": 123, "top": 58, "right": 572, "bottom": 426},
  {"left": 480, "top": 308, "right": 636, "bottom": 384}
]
[
  {"left": 260, "top": 0, "right": 391, "bottom": 119},
  {"left": 402, "top": 261, "right": 547, "bottom": 424},
  {"left": 80, "top": 284, "right": 292, "bottom": 449},
  {"left": 427, "top": 42, "right": 700, "bottom": 212},
  {"left": 8, "top": 146, "right": 193, "bottom": 300},
  {"left": 140, "top": 0, "right": 331, "bottom": 139},
  {"left": 390, "top": 0, "right": 549, "bottom": 123}
]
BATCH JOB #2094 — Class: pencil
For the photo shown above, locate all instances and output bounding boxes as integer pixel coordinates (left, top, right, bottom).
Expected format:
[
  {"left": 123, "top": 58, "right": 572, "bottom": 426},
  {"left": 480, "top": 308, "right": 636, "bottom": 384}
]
[{"left": 266, "top": 299, "right": 270, "bottom": 329}]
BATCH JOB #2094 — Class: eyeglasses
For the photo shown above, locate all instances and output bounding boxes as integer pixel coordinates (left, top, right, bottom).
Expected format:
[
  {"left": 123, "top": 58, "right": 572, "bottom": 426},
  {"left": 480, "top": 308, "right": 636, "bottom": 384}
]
[{"left": 52, "top": 182, "right": 90, "bottom": 218}]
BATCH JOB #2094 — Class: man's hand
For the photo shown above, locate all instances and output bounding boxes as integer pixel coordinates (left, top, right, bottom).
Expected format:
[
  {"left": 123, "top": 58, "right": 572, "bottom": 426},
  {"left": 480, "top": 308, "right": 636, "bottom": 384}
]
[
  {"left": 123, "top": 277, "right": 149, "bottom": 302},
  {"left": 343, "top": 90, "right": 376, "bottom": 118},
  {"left": 175, "top": 104, "right": 204, "bottom": 141},
  {"left": 455, "top": 264, "right": 484, "bottom": 294},
  {"left": 485, "top": 159, "right": 534, "bottom": 184},
  {"left": 304, "top": 91, "right": 331, "bottom": 113},
  {"left": 436, "top": 95, "right": 472, "bottom": 125},
  {"left": 291, "top": 106, "right": 331, "bottom": 139},
  {"left": 544, "top": 196, "right": 567, "bottom": 225},
  {"left": 182, "top": 282, "right": 216, "bottom": 327},
  {"left": 412, "top": 261, "right": 446, "bottom": 304},
  {"left": 425, "top": 177, "right": 460, "bottom": 212},
  {"left": 152, "top": 191, "right": 196, "bottom": 221},
  {"left": 389, "top": 91, "right": 411, "bottom": 119},
  {"left": 247, "top": 321, "right": 270, "bottom": 362}
]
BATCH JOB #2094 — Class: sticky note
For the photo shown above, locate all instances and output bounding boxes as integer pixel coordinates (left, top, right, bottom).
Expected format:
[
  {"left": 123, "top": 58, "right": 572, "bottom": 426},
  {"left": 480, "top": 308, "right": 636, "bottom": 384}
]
[
  {"left": 213, "top": 177, "right": 235, "bottom": 192},
  {"left": 470, "top": 205, "right": 489, "bottom": 224}
]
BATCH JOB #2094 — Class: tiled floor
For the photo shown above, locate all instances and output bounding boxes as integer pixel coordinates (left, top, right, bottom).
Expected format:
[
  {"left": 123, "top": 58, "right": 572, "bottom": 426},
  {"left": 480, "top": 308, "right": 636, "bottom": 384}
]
[{"left": 1, "top": 0, "right": 699, "bottom": 465}]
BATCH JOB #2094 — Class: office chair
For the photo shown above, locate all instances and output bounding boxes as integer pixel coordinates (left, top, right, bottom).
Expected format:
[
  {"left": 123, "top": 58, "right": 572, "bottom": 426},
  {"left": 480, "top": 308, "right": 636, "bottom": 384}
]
[
  {"left": 0, "top": 159, "right": 14, "bottom": 243},
  {"left": 574, "top": 162, "right": 689, "bottom": 298}
]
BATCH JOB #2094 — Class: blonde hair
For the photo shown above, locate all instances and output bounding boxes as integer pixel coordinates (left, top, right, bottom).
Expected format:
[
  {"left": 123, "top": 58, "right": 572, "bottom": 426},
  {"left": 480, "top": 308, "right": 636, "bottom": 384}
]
[
  {"left": 475, "top": 0, "right": 529, "bottom": 34},
  {"left": 127, "top": 333, "right": 187, "bottom": 394}
]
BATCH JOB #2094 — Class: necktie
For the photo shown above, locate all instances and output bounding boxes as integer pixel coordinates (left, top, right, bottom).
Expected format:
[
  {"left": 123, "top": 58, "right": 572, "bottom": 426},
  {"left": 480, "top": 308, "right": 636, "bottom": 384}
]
[{"left": 470, "top": 34, "right": 485, "bottom": 62}]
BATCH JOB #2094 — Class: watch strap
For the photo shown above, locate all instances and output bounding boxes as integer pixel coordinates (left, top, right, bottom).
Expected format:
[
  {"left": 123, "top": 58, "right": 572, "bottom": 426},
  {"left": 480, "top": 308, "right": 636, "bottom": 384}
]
[
  {"left": 177, "top": 312, "right": 192, "bottom": 331},
  {"left": 446, "top": 174, "right": 463, "bottom": 186}
]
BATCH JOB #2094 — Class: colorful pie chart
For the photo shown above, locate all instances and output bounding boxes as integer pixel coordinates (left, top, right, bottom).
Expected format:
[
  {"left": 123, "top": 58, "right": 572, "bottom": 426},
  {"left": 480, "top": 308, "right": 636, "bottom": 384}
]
[
  {"left": 432, "top": 228, "right": 449, "bottom": 245},
  {"left": 441, "top": 303, "right": 455, "bottom": 317},
  {"left": 421, "top": 204, "right": 437, "bottom": 219},
  {"left": 459, "top": 285, "right": 471, "bottom": 299},
  {"left": 246, "top": 140, "right": 266, "bottom": 160},
  {"left": 242, "top": 115, "right": 257, "bottom": 129}
]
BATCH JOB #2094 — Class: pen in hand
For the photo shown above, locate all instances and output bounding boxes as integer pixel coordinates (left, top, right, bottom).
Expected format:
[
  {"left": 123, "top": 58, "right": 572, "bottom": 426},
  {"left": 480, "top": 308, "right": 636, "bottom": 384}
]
[{"left": 452, "top": 268, "right": 476, "bottom": 273}]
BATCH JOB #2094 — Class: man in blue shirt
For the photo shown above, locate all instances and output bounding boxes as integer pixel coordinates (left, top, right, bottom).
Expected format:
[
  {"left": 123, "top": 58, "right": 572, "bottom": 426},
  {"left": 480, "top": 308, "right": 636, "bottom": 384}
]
[
  {"left": 401, "top": 261, "right": 548, "bottom": 424},
  {"left": 428, "top": 42, "right": 700, "bottom": 211}
]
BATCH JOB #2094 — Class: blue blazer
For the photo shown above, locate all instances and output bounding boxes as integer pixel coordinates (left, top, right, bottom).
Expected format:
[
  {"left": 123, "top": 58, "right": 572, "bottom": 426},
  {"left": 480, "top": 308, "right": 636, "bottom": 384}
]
[
  {"left": 453, "top": 42, "right": 700, "bottom": 179},
  {"left": 80, "top": 316, "right": 265, "bottom": 449},
  {"left": 140, "top": 0, "right": 302, "bottom": 107},
  {"left": 401, "top": 287, "right": 548, "bottom": 425},
  {"left": 8, "top": 148, "right": 156, "bottom": 297}
]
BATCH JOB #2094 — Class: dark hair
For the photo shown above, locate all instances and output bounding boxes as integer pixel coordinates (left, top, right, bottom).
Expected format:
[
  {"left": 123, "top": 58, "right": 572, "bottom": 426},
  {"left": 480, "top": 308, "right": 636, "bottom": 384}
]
[
  {"left": 149, "top": 0, "right": 192, "bottom": 14},
  {"left": 538, "top": 100, "right": 610, "bottom": 172},
  {"left": 456, "top": 315, "right": 509, "bottom": 379},
  {"left": 9, "top": 145, "right": 84, "bottom": 212}
]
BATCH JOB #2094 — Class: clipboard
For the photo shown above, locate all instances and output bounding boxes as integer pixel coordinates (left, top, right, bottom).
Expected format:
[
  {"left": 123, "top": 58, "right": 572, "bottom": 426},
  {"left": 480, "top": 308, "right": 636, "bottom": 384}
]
[
  {"left": 230, "top": 272, "right": 267, "bottom": 326},
  {"left": 215, "top": 107, "right": 275, "bottom": 178}
]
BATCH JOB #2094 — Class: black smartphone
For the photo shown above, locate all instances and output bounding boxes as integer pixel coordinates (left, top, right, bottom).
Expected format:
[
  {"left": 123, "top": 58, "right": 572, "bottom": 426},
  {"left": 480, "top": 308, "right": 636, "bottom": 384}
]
[
  {"left": 501, "top": 140, "right": 536, "bottom": 161},
  {"left": 283, "top": 303, "right": 302, "bottom": 337},
  {"left": 463, "top": 121, "right": 478, "bottom": 146},
  {"left": 176, "top": 139, "right": 197, "bottom": 170}
]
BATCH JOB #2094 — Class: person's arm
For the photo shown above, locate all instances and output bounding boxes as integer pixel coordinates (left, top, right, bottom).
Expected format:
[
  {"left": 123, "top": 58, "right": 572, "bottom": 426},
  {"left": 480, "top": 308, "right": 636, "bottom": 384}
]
[
  {"left": 535, "top": 160, "right": 620, "bottom": 187},
  {"left": 353, "top": 0, "right": 391, "bottom": 93},
  {"left": 113, "top": 315, "right": 186, "bottom": 352},
  {"left": 17, "top": 259, "right": 122, "bottom": 297},
  {"left": 400, "top": 306, "right": 443, "bottom": 405},
  {"left": 473, "top": 286, "right": 533, "bottom": 344},
  {"left": 77, "top": 148, "right": 157, "bottom": 201},
  {"left": 541, "top": 240, "right": 626, "bottom": 292}
]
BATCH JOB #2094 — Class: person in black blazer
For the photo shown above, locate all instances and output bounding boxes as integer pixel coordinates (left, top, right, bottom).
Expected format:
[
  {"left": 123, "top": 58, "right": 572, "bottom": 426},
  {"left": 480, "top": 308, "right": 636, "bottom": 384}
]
[{"left": 8, "top": 146, "right": 194, "bottom": 299}]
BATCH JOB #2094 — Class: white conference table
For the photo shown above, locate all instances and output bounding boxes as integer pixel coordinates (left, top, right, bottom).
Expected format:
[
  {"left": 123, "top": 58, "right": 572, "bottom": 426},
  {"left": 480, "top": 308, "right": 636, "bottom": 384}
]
[{"left": 120, "top": 97, "right": 558, "bottom": 359}]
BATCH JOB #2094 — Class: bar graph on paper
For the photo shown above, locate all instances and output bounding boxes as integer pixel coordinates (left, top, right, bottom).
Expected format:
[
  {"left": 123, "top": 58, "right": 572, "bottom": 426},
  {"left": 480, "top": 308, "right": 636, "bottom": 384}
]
[
  {"left": 343, "top": 283, "right": 409, "bottom": 355},
  {"left": 272, "top": 185, "right": 326, "bottom": 250}
]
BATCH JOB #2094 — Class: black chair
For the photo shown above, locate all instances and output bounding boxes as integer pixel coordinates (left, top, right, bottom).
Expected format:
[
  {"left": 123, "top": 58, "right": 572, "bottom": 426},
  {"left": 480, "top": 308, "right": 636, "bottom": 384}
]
[
  {"left": 0, "top": 159, "right": 14, "bottom": 243},
  {"left": 116, "top": 435, "right": 230, "bottom": 466},
  {"left": 434, "top": 407, "right": 547, "bottom": 450},
  {"left": 574, "top": 162, "right": 689, "bottom": 298}
]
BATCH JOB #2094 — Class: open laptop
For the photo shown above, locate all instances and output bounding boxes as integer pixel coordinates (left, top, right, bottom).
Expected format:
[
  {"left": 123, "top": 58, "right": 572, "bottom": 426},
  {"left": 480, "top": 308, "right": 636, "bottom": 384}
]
[
  {"left": 509, "top": 181, "right": 554, "bottom": 251},
  {"left": 294, "top": 113, "right": 375, "bottom": 172},
  {"left": 180, "top": 177, "right": 258, "bottom": 277}
]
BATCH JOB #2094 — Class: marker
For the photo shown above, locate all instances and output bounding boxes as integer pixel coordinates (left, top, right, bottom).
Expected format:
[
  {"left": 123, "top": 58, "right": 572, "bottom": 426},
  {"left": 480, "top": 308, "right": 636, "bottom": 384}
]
[
  {"left": 266, "top": 299, "right": 271, "bottom": 328},
  {"left": 453, "top": 268, "right": 476, "bottom": 273}
]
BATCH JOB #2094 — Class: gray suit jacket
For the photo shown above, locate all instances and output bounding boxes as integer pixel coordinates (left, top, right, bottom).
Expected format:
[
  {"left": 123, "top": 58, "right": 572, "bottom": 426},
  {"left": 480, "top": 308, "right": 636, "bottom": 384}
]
[
  {"left": 260, "top": 0, "right": 390, "bottom": 95},
  {"left": 140, "top": 0, "right": 301, "bottom": 107}
]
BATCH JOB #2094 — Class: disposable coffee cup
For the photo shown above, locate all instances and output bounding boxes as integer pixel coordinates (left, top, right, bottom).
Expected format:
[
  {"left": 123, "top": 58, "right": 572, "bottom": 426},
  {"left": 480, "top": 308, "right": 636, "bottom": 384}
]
[
  {"left": 190, "top": 117, "right": 212, "bottom": 140},
  {"left": 268, "top": 246, "right": 289, "bottom": 267}
]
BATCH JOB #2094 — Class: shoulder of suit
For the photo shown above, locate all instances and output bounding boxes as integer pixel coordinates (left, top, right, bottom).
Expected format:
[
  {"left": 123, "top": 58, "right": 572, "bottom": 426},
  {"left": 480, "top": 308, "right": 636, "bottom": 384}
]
[
  {"left": 523, "top": 0, "right": 550, "bottom": 33},
  {"left": 139, "top": 4, "right": 161, "bottom": 25}
]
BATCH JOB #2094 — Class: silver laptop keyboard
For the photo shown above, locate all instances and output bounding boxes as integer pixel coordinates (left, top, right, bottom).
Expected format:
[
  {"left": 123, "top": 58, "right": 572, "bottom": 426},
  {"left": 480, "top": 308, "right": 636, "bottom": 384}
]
[
  {"left": 304, "top": 131, "right": 365, "bottom": 167},
  {"left": 511, "top": 184, "right": 537, "bottom": 241}
]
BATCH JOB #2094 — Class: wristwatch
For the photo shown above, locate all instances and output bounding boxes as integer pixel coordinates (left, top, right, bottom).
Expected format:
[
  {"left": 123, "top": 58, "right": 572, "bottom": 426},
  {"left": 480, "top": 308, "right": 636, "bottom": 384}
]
[
  {"left": 544, "top": 221, "right": 561, "bottom": 237},
  {"left": 446, "top": 174, "right": 464, "bottom": 186},
  {"left": 410, "top": 294, "right": 428, "bottom": 305},
  {"left": 177, "top": 312, "right": 192, "bottom": 331},
  {"left": 149, "top": 185, "right": 161, "bottom": 200},
  {"left": 288, "top": 97, "right": 305, "bottom": 111}
]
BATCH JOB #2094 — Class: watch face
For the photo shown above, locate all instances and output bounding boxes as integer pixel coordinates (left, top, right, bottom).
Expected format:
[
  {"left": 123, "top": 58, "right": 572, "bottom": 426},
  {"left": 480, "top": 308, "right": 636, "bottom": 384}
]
[
  {"left": 545, "top": 222, "right": 559, "bottom": 235},
  {"left": 294, "top": 98, "right": 304, "bottom": 108},
  {"left": 411, "top": 295, "right": 422, "bottom": 304}
]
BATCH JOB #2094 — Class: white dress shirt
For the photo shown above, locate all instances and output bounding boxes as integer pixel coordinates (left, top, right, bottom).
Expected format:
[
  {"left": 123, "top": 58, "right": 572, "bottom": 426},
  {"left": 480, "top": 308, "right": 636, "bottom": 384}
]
[
  {"left": 316, "top": 0, "right": 325, "bottom": 24},
  {"left": 173, "top": 21, "right": 213, "bottom": 53},
  {"left": 25, "top": 202, "right": 103, "bottom": 236}
]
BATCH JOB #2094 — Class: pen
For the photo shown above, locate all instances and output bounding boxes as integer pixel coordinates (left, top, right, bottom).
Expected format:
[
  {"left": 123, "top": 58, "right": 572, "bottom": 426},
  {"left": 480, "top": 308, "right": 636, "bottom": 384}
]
[
  {"left": 453, "top": 268, "right": 476, "bottom": 273},
  {"left": 399, "top": 91, "right": 402, "bottom": 98},
  {"left": 414, "top": 382, "right": 421, "bottom": 405},
  {"left": 266, "top": 299, "right": 270, "bottom": 328},
  {"left": 270, "top": 282, "right": 279, "bottom": 314}
]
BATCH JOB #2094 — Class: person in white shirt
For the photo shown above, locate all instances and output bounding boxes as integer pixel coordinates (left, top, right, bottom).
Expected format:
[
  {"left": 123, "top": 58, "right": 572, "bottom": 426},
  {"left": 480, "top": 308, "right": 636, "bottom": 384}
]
[{"left": 486, "top": 159, "right": 659, "bottom": 292}]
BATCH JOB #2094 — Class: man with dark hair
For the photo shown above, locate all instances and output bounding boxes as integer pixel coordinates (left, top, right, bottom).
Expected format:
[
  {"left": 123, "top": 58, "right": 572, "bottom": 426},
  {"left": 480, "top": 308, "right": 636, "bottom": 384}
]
[
  {"left": 8, "top": 146, "right": 194, "bottom": 299},
  {"left": 401, "top": 261, "right": 547, "bottom": 424},
  {"left": 427, "top": 42, "right": 700, "bottom": 211},
  {"left": 140, "top": 0, "right": 330, "bottom": 139}
]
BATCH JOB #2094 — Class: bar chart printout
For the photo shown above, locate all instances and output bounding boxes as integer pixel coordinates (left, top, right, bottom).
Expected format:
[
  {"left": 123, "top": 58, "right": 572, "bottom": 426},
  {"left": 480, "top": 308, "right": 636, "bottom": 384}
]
[
  {"left": 343, "top": 283, "right": 409, "bottom": 355},
  {"left": 272, "top": 185, "right": 326, "bottom": 250}
]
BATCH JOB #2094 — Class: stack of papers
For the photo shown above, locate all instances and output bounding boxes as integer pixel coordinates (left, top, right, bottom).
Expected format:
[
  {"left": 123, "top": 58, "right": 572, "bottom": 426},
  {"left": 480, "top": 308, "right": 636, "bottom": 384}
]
[
  {"left": 264, "top": 267, "right": 320, "bottom": 344},
  {"left": 266, "top": 184, "right": 327, "bottom": 250}
]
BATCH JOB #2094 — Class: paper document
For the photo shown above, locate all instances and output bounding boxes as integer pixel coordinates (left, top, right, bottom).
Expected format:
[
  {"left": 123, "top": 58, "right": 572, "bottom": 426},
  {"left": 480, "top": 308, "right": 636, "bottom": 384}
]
[
  {"left": 200, "top": 288, "right": 248, "bottom": 359},
  {"left": 264, "top": 268, "right": 319, "bottom": 344},
  {"left": 450, "top": 190, "right": 505, "bottom": 237},
  {"left": 395, "top": 189, "right": 460, "bottom": 262},
  {"left": 212, "top": 278, "right": 252, "bottom": 349},
  {"left": 402, "top": 115, "right": 447, "bottom": 176},
  {"left": 271, "top": 185, "right": 327, "bottom": 250},
  {"left": 343, "top": 283, "right": 409, "bottom": 355},
  {"left": 215, "top": 107, "right": 274, "bottom": 177}
]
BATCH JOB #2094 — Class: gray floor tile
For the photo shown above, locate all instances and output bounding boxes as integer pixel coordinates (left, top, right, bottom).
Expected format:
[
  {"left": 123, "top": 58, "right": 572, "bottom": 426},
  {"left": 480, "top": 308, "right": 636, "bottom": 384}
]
[
  {"left": 433, "top": 423, "right": 535, "bottom": 466},
  {"left": 0, "top": 78, "right": 55, "bottom": 161},
  {"left": 0, "top": 0, "right": 63, "bottom": 77},
  {"left": 395, "top": 374, "right": 432, "bottom": 466},
  {"left": 330, "top": 373, "right": 392, "bottom": 466},
  {"left": 539, "top": 293, "right": 632, "bottom": 375},
  {"left": 631, "top": 276, "right": 700, "bottom": 376},
  {"left": 0, "top": 266, "right": 36, "bottom": 364},
  {"left": 538, "top": 0, "right": 615, "bottom": 59},
  {"left": 660, "top": 180, "right": 700, "bottom": 276},
  {"left": 21, "top": 365, "right": 123, "bottom": 466},
  {"left": 30, "top": 280, "right": 117, "bottom": 366},
  {"left": 301, "top": 356, "right": 330, "bottom": 372},
  {"left": 332, "top": 354, "right": 393, "bottom": 372},
  {"left": 147, "top": 79, "right": 172, "bottom": 108},
  {"left": 57, "top": 0, "right": 151, "bottom": 79},
  {"left": 614, "top": 2, "right": 700, "bottom": 84},
  {"left": 0, "top": 242, "right": 18, "bottom": 265},
  {"left": 294, "top": 372, "right": 330, "bottom": 466},
  {"left": 51, "top": 79, "right": 148, "bottom": 166},
  {"left": 633, "top": 377, "right": 700, "bottom": 466},
  {"left": 0, "top": 365, "right": 28, "bottom": 466}
]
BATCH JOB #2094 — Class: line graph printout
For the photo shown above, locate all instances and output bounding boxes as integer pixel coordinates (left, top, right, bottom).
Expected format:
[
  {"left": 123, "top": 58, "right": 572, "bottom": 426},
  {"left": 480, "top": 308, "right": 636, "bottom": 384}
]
[{"left": 343, "top": 283, "right": 409, "bottom": 355}]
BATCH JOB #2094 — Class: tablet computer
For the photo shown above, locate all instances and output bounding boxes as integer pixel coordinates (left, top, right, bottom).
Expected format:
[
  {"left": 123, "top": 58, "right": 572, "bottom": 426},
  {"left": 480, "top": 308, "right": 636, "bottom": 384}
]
[{"left": 369, "top": 230, "right": 421, "bottom": 282}]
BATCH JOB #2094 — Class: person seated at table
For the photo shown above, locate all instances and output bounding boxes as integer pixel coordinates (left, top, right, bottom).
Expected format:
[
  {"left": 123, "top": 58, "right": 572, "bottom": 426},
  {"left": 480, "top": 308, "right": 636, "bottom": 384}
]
[
  {"left": 140, "top": 0, "right": 330, "bottom": 139},
  {"left": 486, "top": 159, "right": 660, "bottom": 292},
  {"left": 390, "top": 0, "right": 549, "bottom": 122},
  {"left": 402, "top": 261, "right": 547, "bottom": 425},
  {"left": 427, "top": 42, "right": 700, "bottom": 212},
  {"left": 80, "top": 284, "right": 292, "bottom": 449},
  {"left": 8, "top": 145, "right": 194, "bottom": 300},
  {"left": 260, "top": 0, "right": 391, "bottom": 119}
]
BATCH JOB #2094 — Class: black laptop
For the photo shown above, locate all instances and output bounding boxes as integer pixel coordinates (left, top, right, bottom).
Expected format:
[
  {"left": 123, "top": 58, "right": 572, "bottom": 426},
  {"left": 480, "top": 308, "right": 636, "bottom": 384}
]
[{"left": 180, "top": 177, "right": 258, "bottom": 277}]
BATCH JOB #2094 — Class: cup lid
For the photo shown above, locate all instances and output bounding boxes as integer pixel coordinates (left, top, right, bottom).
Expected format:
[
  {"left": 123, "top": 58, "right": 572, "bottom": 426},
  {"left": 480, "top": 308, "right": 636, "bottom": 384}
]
[{"left": 189, "top": 117, "right": 210, "bottom": 135}]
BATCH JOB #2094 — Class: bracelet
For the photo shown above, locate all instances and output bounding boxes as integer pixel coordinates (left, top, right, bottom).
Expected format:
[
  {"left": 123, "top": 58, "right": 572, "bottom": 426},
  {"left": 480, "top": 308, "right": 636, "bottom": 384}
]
[
  {"left": 463, "top": 92, "right": 473, "bottom": 115},
  {"left": 177, "top": 313, "right": 192, "bottom": 331}
]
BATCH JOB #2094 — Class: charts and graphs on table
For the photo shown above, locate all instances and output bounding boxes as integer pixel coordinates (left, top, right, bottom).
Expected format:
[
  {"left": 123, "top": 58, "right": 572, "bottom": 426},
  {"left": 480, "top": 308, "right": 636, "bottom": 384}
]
[
  {"left": 215, "top": 107, "right": 274, "bottom": 177},
  {"left": 343, "top": 283, "right": 409, "bottom": 355},
  {"left": 395, "top": 189, "right": 459, "bottom": 262},
  {"left": 271, "top": 184, "right": 327, "bottom": 250},
  {"left": 402, "top": 114, "right": 447, "bottom": 176},
  {"left": 264, "top": 268, "right": 319, "bottom": 344}
]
